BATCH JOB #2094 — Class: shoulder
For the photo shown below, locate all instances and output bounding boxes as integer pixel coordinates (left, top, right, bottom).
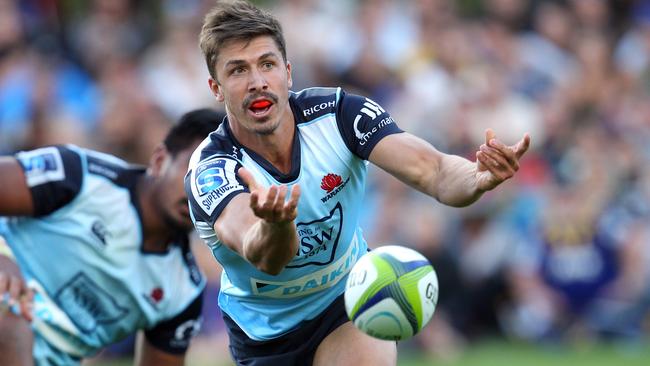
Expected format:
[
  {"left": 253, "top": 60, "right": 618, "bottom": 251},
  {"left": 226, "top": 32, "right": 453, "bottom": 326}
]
[
  {"left": 80, "top": 148, "right": 145, "bottom": 190},
  {"left": 189, "top": 124, "right": 241, "bottom": 168},
  {"left": 290, "top": 87, "right": 341, "bottom": 124}
]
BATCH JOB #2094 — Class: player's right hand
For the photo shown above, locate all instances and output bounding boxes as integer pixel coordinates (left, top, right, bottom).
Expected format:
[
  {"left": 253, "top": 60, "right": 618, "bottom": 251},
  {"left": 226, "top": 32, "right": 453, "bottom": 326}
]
[
  {"left": 238, "top": 167, "right": 301, "bottom": 224},
  {"left": 0, "top": 257, "right": 34, "bottom": 322}
]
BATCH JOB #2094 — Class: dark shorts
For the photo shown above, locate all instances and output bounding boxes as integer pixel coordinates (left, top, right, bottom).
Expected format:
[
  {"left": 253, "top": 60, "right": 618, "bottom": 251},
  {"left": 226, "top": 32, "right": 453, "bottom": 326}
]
[{"left": 222, "top": 294, "right": 350, "bottom": 366}]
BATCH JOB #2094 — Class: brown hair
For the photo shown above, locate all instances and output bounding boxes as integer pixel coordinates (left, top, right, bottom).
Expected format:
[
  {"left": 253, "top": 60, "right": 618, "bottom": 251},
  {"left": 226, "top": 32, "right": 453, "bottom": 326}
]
[{"left": 199, "top": 0, "right": 287, "bottom": 80}]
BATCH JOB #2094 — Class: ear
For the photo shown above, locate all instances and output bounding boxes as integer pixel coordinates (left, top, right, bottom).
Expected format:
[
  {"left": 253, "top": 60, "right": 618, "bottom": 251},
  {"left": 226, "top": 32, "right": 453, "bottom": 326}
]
[
  {"left": 286, "top": 61, "right": 293, "bottom": 89},
  {"left": 208, "top": 78, "right": 225, "bottom": 102},
  {"left": 148, "top": 144, "right": 168, "bottom": 177}
]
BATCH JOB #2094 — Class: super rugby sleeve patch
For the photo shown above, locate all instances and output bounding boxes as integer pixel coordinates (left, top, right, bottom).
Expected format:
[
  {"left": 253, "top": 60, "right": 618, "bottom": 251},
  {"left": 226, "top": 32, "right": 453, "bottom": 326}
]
[
  {"left": 185, "top": 156, "right": 247, "bottom": 225},
  {"left": 336, "top": 90, "right": 403, "bottom": 160},
  {"left": 15, "top": 145, "right": 83, "bottom": 216}
]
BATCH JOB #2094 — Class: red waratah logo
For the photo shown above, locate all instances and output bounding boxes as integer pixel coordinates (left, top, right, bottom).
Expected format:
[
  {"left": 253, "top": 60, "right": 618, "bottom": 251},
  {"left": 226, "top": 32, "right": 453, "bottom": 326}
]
[
  {"left": 150, "top": 287, "right": 164, "bottom": 304},
  {"left": 321, "top": 173, "right": 343, "bottom": 193}
]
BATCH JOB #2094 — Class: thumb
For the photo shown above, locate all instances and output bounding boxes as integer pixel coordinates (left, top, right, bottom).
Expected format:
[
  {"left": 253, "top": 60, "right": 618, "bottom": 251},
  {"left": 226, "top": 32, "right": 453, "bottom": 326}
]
[
  {"left": 514, "top": 133, "right": 531, "bottom": 159},
  {"left": 237, "top": 167, "right": 258, "bottom": 191}
]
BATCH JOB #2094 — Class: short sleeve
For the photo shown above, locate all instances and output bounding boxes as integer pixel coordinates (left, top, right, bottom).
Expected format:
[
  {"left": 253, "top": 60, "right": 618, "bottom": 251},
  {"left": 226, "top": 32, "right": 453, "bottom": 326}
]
[
  {"left": 14, "top": 145, "right": 83, "bottom": 216},
  {"left": 144, "top": 292, "right": 204, "bottom": 354},
  {"left": 185, "top": 156, "right": 248, "bottom": 226},
  {"left": 335, "top": 90, "right": 403, "bottom": 159}
]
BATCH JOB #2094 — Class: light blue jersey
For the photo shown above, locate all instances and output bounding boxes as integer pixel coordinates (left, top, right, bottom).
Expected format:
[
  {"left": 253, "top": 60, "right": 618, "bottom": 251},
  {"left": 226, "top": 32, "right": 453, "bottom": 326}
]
[
  {"left": 1, "top": 145, "right": 205, "bottom": 365},
  {"left": 186, "top": 87, "right": 402, "bottom": 340}
]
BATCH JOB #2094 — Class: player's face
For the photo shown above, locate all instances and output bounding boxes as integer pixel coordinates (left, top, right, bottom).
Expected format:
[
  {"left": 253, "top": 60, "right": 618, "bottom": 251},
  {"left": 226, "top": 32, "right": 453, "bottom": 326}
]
[
  {"left": 155, "top": 145, "right": 197, "bottom": 231},
  {"left": 210, "top": 36, "right": 292, "bottom": 136}
]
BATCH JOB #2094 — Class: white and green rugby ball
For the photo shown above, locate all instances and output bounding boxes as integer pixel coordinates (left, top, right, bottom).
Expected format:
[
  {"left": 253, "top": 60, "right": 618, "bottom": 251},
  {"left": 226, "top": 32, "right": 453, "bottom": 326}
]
[{"left": 344, "top": 245, "right": 438, "bottom": 341}]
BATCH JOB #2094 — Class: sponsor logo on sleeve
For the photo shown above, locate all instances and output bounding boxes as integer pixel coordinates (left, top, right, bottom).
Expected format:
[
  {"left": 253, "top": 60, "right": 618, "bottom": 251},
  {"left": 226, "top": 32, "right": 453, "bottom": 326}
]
[
  {"left": 191, "top": 158, "right": 243, "bottom": 216},
  {"left": 16, "top": 147, "right": 65, "bottom": 187},
  {"left": 353, "top": 98, "right": 394, "bottom": 146}
]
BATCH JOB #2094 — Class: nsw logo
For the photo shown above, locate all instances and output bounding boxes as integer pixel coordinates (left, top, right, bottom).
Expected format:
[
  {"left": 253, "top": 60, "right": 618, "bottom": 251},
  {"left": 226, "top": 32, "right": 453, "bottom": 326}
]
[
  {"left": 195, "top": 159, "right": 228, "bottom": 196},
  {"left": 287, "top": 202, "right": 343, "bottom": 268}
]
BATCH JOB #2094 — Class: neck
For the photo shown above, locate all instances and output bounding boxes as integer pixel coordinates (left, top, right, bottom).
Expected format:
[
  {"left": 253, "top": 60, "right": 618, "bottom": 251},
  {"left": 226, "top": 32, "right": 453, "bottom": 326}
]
[
  {"left": 231, "top": 105, "right": 295, "bottom": 174},
  {"left": 137, "top": 174, "right": 178, "bottom": 253}
]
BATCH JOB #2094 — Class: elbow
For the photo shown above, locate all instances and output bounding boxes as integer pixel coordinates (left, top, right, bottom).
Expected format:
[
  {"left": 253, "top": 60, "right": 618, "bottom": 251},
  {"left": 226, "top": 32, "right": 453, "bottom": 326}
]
[
  {"left": 256, "top": 262, "right": 284, "bottom": 276},
  {"left": 246, "top": 251, "right": 291, "bottom": 276},
  {"left": 249, "top": 254, "right": 288, "bottom": 275}
]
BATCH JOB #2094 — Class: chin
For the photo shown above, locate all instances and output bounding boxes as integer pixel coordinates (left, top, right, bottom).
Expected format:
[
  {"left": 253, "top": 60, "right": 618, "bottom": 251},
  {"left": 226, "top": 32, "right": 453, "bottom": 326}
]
[{"left": 253, "top": 120, "right": 281, "bottom": 135}]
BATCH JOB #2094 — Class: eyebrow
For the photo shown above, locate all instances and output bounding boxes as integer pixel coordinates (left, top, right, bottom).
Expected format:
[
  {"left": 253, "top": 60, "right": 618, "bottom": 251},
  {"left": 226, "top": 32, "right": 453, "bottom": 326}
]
[{"left": 224, "top": 52, "right": 280, "bottom": 69}]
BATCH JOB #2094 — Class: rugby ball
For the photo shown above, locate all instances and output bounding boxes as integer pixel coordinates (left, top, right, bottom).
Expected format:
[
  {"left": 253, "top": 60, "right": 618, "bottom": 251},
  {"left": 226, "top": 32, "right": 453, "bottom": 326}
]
[{"left": 344, "top": 245, "right": 438, "bottom": 341}]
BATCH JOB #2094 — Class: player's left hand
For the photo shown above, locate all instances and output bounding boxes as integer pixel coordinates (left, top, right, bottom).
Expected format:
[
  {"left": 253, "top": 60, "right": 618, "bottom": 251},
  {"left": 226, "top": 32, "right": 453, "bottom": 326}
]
[
  {"left": 0, "top": 258, "right": 34, "bottom": 322},
  {"left": 475, "top": 129, "right": 530, "bottom": 192}
]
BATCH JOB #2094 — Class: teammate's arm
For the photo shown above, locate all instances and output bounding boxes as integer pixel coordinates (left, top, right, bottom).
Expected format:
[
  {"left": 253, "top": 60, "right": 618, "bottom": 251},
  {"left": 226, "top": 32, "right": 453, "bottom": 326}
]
[
  {"left": 134, "top": 333, "right": 185, "bottom": 366},
  {"left": 213, "top": 168, "right": 301, "bottom": 275},
  {"left": 369, "top": 130, "right": 530, "bottom": 207},
  {"left": 0, "top": 157, "right": 34, "bottom": 216}
]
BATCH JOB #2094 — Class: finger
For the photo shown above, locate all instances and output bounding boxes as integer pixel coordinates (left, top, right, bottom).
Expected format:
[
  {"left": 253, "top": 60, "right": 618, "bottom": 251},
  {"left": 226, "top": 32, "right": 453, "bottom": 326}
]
[
  {"left": 19, "top": 290, "right": 33, "bottom": 322},
  {"left": 249, "top": 191, "right": 261, "bottom": 214},
  {"left": 485, "top": 129, "right": 496, "bottom": 145},
  {"left": 486, "top": 138, "right": 518, "bottom": 167},
  {"left": 477, "top": 152, "right": 507, "bottom": 181},
  {"left": 238, "top": 167, "right": 258, "bottom": 191},
  {"left": 284, "top": 184, "right": 301, "bottom": 218},
  {"left": 514, "top": 133, "right": 531, "bottom": 159},
  {"left": 480, "top": 145, "right": 518, "bottom": 172},
  {"left": 274, "top": 185, "right": 288, "bottom": 209},
  {"left": 272, "top": 185, "right": 288, "bottom": 220},
  {"left": 261, "top": 185, "right": 279, "bottom": 213},
  {"left": 8, "top": 276, "right": 22, "bottom": 305}
]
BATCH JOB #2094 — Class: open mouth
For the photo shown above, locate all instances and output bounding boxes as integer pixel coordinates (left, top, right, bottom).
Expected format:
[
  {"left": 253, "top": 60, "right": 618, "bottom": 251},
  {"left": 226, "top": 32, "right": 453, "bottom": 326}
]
[{"left": 248, "top": 99, "right": 273, "bottom": 117}]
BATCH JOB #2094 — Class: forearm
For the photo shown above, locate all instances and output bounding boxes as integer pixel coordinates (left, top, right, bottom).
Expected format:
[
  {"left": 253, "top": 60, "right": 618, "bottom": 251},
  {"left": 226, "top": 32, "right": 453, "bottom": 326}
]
[
  {"left": 432, "top": 154, "right": 484, "bottom": 207},
  {"left": 243, "top": 220, "right": 298, "bottom": 275}
]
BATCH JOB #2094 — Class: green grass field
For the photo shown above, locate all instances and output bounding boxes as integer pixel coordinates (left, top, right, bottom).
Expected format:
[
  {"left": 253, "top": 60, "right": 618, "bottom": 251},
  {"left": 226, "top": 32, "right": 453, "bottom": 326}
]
[{"left": 88, "top": 339, "right": 650, "bottom": 366}]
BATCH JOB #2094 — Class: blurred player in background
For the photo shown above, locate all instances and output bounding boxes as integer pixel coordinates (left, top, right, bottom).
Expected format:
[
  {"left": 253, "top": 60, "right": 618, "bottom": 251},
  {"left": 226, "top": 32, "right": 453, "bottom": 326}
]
[
  {"left": 0, "top": 109, "right": 223, "bottom": 366},
  {"left": 186, "top": 1, "right": 530, "bottom": 365}
]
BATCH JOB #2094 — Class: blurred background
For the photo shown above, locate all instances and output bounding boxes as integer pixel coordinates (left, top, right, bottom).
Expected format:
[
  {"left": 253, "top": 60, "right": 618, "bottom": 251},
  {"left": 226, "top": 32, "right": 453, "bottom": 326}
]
[{"left": 1, "top": 0, "right": 650, "bottom": 365}]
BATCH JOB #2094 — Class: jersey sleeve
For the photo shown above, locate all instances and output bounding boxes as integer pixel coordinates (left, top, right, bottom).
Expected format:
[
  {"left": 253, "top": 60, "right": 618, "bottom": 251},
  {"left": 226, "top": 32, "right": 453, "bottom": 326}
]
[
  {"left": 185, "top": 155, "right": 249, "bottom": 227},
  {"left": 335, "top": 90, "right": 403, "bottom": 160},
  {"left": 14, "top": 145, "right": 83, "bottom": 216},
  {"left": 144, "top": 291, "right": 204, "bottom": 355}
]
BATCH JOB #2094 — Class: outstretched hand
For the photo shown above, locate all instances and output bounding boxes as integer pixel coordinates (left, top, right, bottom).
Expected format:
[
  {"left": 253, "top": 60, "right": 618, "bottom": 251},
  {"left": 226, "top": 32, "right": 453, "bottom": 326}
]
[
  {"left": 238, "top": 167, "right": 300, "bottom": 224},
  {"left": 475, "top": 129, "right": 531, "bottom": 192}
]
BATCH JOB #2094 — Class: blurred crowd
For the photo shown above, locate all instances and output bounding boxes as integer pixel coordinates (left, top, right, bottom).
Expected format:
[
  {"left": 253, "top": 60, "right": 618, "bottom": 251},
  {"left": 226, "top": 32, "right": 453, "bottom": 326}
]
[{"left": 1, "top": 0, "right": 650, "bottom": 362}]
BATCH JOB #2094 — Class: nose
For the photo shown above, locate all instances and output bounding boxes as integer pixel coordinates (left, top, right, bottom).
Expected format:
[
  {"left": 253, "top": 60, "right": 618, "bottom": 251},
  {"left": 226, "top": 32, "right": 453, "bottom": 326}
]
[{"left": 247, "top": 67, "right": 268, "bottom": 92}]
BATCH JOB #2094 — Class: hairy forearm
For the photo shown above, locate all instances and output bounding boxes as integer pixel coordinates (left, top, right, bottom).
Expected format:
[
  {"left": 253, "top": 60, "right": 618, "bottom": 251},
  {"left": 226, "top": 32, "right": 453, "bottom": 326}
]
[
  {"left": 432, "top": 154, "right": 484, "bottom": 207},
  {"left": 242, "top": 220, "right": 299, "bottom": 275}
]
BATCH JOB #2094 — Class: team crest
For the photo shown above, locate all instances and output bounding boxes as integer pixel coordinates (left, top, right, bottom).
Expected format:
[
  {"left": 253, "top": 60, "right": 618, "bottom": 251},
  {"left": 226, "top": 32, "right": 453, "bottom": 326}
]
[{"left": 287, "top": 202, "right": 343, "bottom": 268}]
